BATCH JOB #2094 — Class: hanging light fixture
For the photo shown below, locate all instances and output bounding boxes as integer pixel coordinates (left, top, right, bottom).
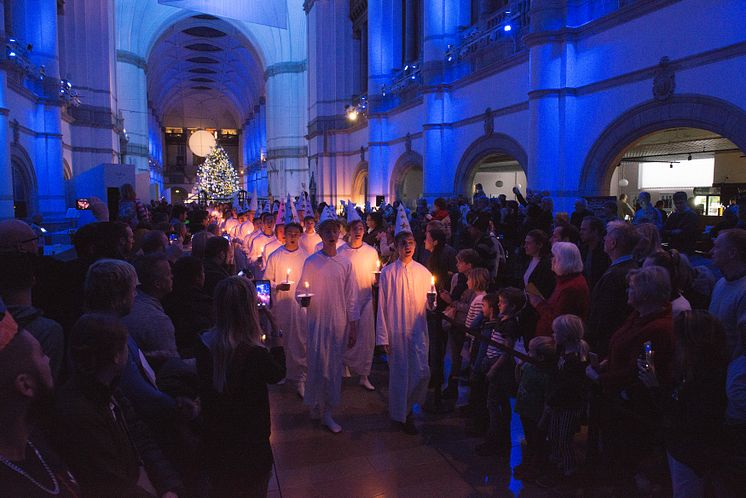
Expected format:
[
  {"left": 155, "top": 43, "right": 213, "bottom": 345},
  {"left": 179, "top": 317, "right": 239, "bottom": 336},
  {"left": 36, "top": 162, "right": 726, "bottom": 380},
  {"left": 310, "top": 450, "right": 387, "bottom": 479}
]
[{"left": 618, "top": 163, "right": 629, "bottom": 187}]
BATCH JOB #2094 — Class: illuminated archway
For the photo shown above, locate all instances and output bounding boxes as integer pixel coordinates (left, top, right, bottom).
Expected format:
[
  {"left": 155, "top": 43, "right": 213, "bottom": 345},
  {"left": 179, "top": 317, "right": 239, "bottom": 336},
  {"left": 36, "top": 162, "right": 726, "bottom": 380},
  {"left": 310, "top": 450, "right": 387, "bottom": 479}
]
[{"left": 454, "top": 133, "right": 528, "bottom": 197}]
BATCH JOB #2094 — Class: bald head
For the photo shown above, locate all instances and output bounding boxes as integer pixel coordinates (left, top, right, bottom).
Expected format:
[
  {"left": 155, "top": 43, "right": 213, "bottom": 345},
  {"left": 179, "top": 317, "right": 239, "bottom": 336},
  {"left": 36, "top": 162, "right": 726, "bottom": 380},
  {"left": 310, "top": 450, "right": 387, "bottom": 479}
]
[{"left": 0, "top": 220, "right": 38, "bottom": 254}]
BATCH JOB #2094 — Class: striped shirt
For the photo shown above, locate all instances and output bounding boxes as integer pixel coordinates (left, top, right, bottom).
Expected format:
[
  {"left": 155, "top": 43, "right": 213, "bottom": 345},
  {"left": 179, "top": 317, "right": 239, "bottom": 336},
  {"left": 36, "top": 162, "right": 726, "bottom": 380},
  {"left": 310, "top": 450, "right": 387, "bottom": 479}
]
[{"left": 465, "top": 291, "right": 486, "bottom": 329}]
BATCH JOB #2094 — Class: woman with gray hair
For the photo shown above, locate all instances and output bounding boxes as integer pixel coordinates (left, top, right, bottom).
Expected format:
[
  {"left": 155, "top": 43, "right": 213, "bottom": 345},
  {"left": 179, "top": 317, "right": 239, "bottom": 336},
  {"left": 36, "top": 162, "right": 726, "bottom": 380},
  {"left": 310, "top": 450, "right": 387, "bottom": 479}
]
[
  {"left": 528, "top": 242, "right": 590, "bottom": 337},
  {"left": 585, "top": 265, "right": 675, "bottom": 480}
]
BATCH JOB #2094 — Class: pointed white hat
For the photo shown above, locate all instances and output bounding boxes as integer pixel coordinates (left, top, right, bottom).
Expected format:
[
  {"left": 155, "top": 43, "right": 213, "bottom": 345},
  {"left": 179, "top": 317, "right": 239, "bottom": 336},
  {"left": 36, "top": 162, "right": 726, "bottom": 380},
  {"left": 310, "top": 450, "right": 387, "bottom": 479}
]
[
  {"left": 275, "top": 197, "right": 287, "bottom": 225},
  {"left": 394, "top": 203, "right": 412, "bottom": 236},
  {"left": 249, "top": 187, "right": 258, "bottom": 212},
  {"left": 317, "top": 205, "right": 338, "bottom": 227},
  {"left": 347, "top": 200, "right": 362, "bottom": 224},
  {"left": 286, "top": 193, "right": 300, "bottom": 224}
]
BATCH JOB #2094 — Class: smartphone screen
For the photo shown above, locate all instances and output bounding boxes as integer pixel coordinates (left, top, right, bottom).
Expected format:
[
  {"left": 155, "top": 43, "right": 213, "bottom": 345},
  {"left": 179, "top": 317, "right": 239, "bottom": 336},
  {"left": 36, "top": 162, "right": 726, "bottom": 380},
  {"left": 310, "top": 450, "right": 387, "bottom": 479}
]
[
  {"left": 254, "top": 279, "right": 272, "bottom": 309},
  {"left": 76, "top": 198, "right": 90, "bottom": 210}
]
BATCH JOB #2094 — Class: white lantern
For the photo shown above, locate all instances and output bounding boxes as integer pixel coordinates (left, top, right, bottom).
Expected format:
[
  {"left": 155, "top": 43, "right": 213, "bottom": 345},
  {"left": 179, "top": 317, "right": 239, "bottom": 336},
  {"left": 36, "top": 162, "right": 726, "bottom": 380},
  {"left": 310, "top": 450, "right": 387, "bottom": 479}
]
[
  {"left": 189, "top": 130, "right": 217, "bottom": 157},
  {"left": 618, "top": 178, "right": 629, "bottom": 187}
]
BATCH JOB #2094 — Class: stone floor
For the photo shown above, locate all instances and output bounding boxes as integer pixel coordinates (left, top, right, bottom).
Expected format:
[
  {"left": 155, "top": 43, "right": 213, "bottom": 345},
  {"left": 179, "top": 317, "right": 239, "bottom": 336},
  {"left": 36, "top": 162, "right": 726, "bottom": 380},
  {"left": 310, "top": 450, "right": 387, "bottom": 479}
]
[{"left": 266, "top": 363, "right": 552, "bottom": 498}]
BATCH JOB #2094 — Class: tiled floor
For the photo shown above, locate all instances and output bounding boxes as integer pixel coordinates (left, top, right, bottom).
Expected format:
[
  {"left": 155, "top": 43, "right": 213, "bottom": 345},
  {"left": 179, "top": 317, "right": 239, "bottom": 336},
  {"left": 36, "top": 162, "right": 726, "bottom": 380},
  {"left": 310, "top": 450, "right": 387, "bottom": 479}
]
[{"left": 266, "top": 363, "right": 552, "bottom": 498}]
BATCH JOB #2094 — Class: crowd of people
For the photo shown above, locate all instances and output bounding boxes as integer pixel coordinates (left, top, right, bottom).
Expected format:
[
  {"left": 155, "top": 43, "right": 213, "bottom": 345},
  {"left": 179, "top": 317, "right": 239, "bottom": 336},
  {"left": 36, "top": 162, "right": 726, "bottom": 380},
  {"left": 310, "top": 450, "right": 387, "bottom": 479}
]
[{"left": 0, "top": 180, "right": 745, "bottom": 497}]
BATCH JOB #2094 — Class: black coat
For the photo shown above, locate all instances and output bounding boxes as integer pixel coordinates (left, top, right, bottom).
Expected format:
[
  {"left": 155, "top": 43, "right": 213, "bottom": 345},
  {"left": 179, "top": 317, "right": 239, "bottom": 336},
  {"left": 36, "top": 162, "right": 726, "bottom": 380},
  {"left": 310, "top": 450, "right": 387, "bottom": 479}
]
[
  {"left": 163, "top": 285, "right": 214, "bottom": 358},
  {"left": 53, "top": 375, "right": 182, "bottom": 498},
  {"left": 585, "top": 258, "right": 639, "bottom": 356},
  {"left": 581, "top": 244, "right": 611, "bottom": 291},
  {"left": 197, "top": 333, "right": 286, "bottom": 478}
]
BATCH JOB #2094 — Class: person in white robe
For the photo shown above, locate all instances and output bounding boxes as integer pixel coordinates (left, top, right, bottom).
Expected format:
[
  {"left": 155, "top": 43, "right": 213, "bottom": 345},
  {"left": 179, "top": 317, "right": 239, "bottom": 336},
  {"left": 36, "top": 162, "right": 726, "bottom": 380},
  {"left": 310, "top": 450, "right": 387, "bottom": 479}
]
[
  {"left": 297, "top": 209, "right": 358, "bottom": 433},
  {"left": 261, "top": 201, "right": 288, "bottom": 271},
  {"left": 247, "top": 212, "right": 276, "bottom": 269},
  {"left": 339, "top": 215, "right": 378, "bottom": 391},
  {"left": 300, "top": 215, "right": 321, "bottom": 254},
  {"left": 376, "top": 220, "right": 432, "bottom": 434},
  {"left": 265, "top": 222, "right": 309, "bottom": 397}
]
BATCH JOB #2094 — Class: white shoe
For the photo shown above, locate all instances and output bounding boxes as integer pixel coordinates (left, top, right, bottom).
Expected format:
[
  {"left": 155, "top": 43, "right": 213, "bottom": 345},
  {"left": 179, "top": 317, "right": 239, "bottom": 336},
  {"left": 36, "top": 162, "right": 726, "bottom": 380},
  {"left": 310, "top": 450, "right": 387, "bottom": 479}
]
[
  {"left": 359, "top": 376, "right": 375, "bottom": 391},
  {"left": 322, "top": 411, "right": 342, "bottom": 433},
  {"left": 297, "top": 381, "right": 305, "bottom": 399},
  {"left": 343, "top": 365, "right": 351, "bottom": 378}
]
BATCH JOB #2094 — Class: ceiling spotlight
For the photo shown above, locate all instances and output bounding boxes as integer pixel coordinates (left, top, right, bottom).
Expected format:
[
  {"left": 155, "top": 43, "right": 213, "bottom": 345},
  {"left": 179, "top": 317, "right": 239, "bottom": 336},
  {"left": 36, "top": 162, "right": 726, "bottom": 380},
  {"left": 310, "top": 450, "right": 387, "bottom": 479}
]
[{"left": 688, "top": 153, "right": 692, "bottom": 161}]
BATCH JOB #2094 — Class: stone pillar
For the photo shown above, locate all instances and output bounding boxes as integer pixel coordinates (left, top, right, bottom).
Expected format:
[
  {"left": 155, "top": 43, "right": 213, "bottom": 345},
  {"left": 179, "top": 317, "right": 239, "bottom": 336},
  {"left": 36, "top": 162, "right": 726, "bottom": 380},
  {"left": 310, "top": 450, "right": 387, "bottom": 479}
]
[
  {"left": 116, "top": 52, "right": 149, "bottom": 178},
  {"left": 265, "top": 64, "right": 308, "bottom": 197},
  {"left": 526, "top": 0, "right": 573, "bottom": 209},
  {"left": 59, "top": 0, "right": 121, "bottom": 176},
  {"left": 0, "top": 72, "right": 12, "bottom": 219}
]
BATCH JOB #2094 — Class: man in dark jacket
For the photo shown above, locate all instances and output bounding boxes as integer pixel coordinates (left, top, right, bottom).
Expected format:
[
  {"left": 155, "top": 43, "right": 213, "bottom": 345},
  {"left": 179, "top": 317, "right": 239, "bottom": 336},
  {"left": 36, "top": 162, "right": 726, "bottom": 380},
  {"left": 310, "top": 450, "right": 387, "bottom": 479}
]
[
  {"left": 54, "top": 313, "right": 182, "bottom": 497},
  {"left": 570, "top": 199, "right": 595, "bottom": 229},
  {"left": 586, "top": 220, "right": 640, "bottom": 357},
  {"left": 579, "top": 216, "right": 611, "bottom": 291},
  {"left": 163, "top": 256, "right": 214, "bottom": 358},
  {"left": 663, "top": 191, "right": 701, "bottom": 255},
  {"left": 202, "top": 236, "right": 232, "bottom": 297}
]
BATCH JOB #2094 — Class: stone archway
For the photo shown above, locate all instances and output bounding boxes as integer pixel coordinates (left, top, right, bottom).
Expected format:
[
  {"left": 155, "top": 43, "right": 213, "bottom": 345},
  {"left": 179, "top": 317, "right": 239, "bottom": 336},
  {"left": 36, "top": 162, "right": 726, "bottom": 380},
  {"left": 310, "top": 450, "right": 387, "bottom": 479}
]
[
  {"left": 390, "top": 150, "right": 424, "bottom": 207},
  {"left": 10, "top": 144, "right": 37, "bottom": 219},
  {"left": 351, "top": 161, "right": 368, "bottom": 205},
  {"left": 580, "top": 95, "right": 746, "bottom": 195},
  {"left": 454, "top": 133, "right": 529, "bottom": 196}
]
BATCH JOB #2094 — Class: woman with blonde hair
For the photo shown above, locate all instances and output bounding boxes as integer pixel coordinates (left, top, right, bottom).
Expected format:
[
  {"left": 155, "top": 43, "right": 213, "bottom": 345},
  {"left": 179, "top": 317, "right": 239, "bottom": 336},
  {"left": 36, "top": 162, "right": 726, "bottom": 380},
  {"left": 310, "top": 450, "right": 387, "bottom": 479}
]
[
  {"left": 197, "top": 276, "right": 285, "bottom": 497},
  {"left": 633, "top": 222, "right": 662, "bottom": 264}
]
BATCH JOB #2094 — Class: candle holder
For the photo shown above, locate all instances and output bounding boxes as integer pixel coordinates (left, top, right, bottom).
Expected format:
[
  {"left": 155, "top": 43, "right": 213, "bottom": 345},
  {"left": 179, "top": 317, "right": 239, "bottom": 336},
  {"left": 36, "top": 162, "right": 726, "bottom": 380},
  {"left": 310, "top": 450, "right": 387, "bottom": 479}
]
[
  {"left": 277, "top": 281, "right": 293, "bottom": 292},
  {"left": 427, "top": 291, "right": 437, "bottom": 309},
  {"left": 298, "top": 293, "right": 314, "bottom": 308}
]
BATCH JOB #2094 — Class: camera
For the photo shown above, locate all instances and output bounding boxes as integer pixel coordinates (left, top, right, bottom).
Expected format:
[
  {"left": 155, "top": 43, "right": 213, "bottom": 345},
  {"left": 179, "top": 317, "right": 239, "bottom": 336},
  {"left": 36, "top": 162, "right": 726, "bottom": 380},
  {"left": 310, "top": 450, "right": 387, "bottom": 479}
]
[{"left": 76, "top": 198, "right": 90, "bottom": 210}]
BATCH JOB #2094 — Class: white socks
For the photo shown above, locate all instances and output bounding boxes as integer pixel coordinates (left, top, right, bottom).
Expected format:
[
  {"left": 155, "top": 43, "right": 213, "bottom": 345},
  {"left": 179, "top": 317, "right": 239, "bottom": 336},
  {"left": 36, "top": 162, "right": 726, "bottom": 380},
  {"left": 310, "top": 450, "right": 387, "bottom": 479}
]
[
  {"left": 322, "top": 410, "right": 342, "bottom": 433},
  {"left": 359, "top": 376, "right": 375, "bottom": 391}
]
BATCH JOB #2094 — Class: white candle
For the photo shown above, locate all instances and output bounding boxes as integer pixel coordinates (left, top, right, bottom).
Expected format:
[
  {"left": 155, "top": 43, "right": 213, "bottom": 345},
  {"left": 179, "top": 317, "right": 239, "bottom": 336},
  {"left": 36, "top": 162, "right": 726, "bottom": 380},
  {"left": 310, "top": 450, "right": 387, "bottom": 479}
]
[
  {"left": 286, "top": 268, "right": 291, "bottom": 283},
  {"left": 376, "top": 259, "right": 380, "bottom": 271},
  {"left": 304, "top": 281, "right": 310, "bottom": 292},
  {"left": 430, "top": 276, "right": 436, "bottom": 293}
]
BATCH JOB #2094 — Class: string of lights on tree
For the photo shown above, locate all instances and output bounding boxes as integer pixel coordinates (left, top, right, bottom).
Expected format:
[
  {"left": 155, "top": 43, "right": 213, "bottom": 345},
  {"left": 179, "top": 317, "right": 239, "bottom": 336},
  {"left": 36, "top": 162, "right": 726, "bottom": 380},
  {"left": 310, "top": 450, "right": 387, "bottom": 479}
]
[{"left": 193, "top": 145, "right": 240, "bottom": 201}]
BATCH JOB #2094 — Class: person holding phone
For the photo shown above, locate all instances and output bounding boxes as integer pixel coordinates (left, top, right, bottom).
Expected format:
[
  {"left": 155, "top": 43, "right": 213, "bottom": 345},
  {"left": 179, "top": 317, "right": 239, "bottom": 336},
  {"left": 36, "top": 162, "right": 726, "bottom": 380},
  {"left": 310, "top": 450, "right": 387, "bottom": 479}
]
[
  {"left": 637, "top": 311, "right": 728, "bottom": 498},
  {"left": 197, "top": 277, "right": 285, "bottom": 498}
]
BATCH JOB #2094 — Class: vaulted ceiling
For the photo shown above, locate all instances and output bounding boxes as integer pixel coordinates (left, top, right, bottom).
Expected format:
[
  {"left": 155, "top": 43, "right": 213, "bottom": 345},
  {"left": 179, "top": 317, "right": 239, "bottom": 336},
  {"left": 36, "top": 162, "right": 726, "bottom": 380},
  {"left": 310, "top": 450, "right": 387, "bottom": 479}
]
[{"left": 147, "top": 15, "right": 265, "bottom": 129}]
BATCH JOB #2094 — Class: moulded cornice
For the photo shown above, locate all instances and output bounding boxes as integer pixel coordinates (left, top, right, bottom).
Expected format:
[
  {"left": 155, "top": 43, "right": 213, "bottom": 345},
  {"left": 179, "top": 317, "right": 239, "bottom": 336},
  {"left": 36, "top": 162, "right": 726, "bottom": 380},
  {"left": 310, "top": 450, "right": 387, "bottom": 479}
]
[
  {"left": 264, "top": 61, "right": 307, "bottom": 80},
  {"left": 116, "top": 50, "right": 147, "bottom": 71}
]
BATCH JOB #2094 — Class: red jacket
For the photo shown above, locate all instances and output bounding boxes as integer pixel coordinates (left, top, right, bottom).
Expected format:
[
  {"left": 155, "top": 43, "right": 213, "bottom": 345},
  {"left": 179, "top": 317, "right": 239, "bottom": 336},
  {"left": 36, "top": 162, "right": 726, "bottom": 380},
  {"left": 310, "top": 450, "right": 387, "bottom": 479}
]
[
  {"left": 534, "top": 272, "right": 590, "bottom": 337},
  {"left": 600, "top": 306, "right": 674, "bottom": 392}
]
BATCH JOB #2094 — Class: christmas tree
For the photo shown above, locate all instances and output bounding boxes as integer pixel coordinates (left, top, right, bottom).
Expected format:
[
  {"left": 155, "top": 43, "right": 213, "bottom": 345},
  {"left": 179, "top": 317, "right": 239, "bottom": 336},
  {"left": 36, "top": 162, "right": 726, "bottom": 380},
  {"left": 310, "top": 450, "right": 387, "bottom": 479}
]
[{"left": 194, "top": 145, "right": 240, "bottom": 201}]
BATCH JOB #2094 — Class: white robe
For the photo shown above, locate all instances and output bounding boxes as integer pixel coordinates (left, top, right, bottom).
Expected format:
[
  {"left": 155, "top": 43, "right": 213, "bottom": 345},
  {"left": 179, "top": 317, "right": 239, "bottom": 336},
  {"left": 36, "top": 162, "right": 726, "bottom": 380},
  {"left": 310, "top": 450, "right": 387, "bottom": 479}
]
[
  {"left": 299, "top": 231, "right": 321, "bottom": 254},
  {"left": 223, "top": 217, "right": 240, "bottom": 236},
  {"left": 235, "top": 220, "right": 255, "bottom": 241},
  {"left": 261, "top": 238, "right": 283, "bottom": 272},
  {"left": 297, "top": 252, "right": 358, "bottom": 408},
  {"left": 248, "top": 232, "right": 275, "bottom": 264},
  {"left": 376, "top": 259, "right": 432, "bottom": 422},
  {"left": 265, "top": 245, "right": 309, "bottom": 382},
  {"left": 339, "top": 242, "right": 379, "bottom": 376}
]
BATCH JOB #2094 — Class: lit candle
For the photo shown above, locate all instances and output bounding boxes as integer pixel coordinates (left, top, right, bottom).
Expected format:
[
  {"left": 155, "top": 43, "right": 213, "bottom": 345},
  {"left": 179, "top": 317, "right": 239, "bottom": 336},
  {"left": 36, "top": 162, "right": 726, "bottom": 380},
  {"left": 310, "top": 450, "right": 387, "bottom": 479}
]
[
  {"left": 430, "top": 276, "right": 436, "bottom": 293},
  {"left": 286, "top": 268, "right": 291, "bottom": 283},
  {"left": 376, "top": 259, "right": 380, "bottom": 271},
  {"left": 304, "top": 281, "right": 310, "bottom": 292}
]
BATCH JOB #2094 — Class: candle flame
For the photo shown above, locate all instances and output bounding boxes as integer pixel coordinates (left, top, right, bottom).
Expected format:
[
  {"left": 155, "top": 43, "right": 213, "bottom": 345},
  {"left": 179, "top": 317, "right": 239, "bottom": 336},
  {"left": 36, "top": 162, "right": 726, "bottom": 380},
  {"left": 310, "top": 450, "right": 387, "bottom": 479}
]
[
  {"left": 376, "top": 260, "right": 380, "bottom": 270},
  {"left": 431, "top": 276, "right": 435, "bottom": 286},
  {"left": 304, "top": 281, "right": 309, "bottom": 289}
]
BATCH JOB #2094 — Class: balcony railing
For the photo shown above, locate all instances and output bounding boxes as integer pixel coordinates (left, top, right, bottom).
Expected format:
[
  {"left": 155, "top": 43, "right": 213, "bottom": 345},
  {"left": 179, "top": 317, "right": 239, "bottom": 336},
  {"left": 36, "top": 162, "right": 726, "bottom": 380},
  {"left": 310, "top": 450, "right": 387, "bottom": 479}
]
[
  {"left": 3, "top": 36, "right": 81, "bottom": 107},
  {"left": 375, "top": 61, "right": 422, "bottom": 112},
  {"left": 445, "top": 1, "right": 531, "bottom": 69}
]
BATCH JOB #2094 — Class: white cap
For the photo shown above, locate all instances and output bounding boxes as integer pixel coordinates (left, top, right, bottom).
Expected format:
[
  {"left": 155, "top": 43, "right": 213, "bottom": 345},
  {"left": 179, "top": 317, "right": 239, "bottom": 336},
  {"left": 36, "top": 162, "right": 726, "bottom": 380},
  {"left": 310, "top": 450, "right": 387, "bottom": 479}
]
[
  {"left": 249, "top": 187, "right": 258, "bottom": 212},
  {"left": 275, "top": 196, "right": 286, "bottom": 225},
  {"left": 286, "top": 193, "right": 300, "bottom": 225},
  {"left": 317, "top": 205, "right": 338, "bottom": 227},
  {"left": 347, "top": 200, "right": 362, "bottom": 224},
  {"left": 394, "top": 204, "right": 412, "bottom": 236}
]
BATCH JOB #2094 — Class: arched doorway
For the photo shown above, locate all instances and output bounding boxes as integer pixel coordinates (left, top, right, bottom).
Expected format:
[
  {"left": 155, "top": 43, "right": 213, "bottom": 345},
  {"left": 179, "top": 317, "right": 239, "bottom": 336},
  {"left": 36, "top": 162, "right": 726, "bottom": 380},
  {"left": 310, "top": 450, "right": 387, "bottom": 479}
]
[
  {"left": 390, "top": 150, "right": 423, "bottom": 208},
  {"left": 351, "top": 162, "right": 368, "bottom": 205},
  {"left": 10, "top": 145, "right": 36, "bottom": 219},
  {"left": 580, "top": 95, "right": 746, "bottom": 196},
  {"left": 607, "top": 127, "right": 745, "bottom": 217},
  {"left": 454, "top": 133, "right": 528, "bottom": 198}
]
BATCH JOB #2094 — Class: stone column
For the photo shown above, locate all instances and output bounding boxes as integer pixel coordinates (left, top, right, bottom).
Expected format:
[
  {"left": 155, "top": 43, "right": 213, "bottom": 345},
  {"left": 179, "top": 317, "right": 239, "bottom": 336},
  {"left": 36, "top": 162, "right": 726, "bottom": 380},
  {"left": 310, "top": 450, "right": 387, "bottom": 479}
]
[
  {"left": 265, "top": 64, "right": 308, "bottom": 197},
  {"left": 526, "top": 0, "right": 572, "bottom": 209},
  {"left": 116, "top": 52, "right": 149, "bottom": 176},
  {"left": 0, "top": 0, "right": 12, "bottom": 219}
]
